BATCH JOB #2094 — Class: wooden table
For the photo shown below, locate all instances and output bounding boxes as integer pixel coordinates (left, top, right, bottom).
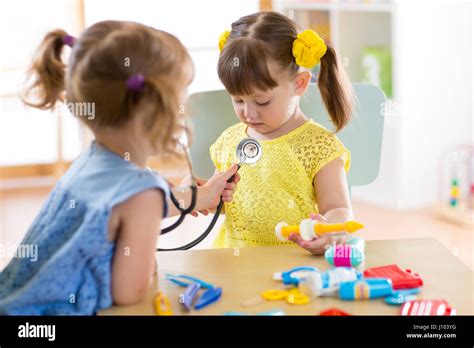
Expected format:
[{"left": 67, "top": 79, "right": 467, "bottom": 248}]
[{"left": 100, "top": 238, "right": 473, "bottom": 315}]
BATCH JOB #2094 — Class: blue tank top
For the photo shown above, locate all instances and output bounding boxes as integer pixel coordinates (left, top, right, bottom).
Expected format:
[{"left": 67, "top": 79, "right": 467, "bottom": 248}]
[{"left": 0, "top": 141, "right": 170, "bottom": 315}]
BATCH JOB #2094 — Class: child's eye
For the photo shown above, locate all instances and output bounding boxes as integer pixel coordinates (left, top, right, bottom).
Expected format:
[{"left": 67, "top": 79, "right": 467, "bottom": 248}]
[
  {"left": 233, "top": 99, "right": 243, "bottom": 104},
  {"left": 256, "top": 100, "right": 270, "bottom": 106}
]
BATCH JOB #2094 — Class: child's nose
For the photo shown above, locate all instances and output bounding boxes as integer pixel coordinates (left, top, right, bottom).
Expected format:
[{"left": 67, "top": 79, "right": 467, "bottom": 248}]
[{"left": 243, "top": 103, "right": 258, "bottom": 120}]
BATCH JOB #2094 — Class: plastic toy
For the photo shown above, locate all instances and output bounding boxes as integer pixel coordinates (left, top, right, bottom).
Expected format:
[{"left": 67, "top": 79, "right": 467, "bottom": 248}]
[
  {"left": 434, "top": 144, "right": 474, "bottom": 227},
  {"left": 400, "top": 300, "right": 456, "bottom": 316},
  {"left": 319, "top": 308, "right": 351, "bottom": 316},
  {"left": 261, "top": 287, "right": 310, "bottom": 305},
  {"left": 339, "top": 278, "right": 393, "bottom": 300},
  {"left": 195, "top": 287, "right": 222, "bottom": 310},
  {"left": 384, "top": 288, "right": 421, "bottom": 305},
  {"left": 301, "top": 267, "right": 362, "bottom": 297},
  {"left": 155, "top": 292, "right": 173, "bottom": 315},
  {"left": 363, "top": 264, "right": 423, "bottom": 289},
  {"left": 450, "top": 178, "right": 461, "bottom": 207},
  {"left": 165, "top": 273, "right": 222, "bottom": 311},
  {"left": 275, "top": 219, "right": 364, "bottom": 241},
  {"left": 165, "top": 274, "right": 214, "bottom": 288},
  {"left": 273, "top": 266, "right": 319, "bottom": 286},
  {"left": 182, "top": 283, "right": 201, "bottom": 311},
  {"left": 325, "top": 237, "right": 365, "bottom": 267}
]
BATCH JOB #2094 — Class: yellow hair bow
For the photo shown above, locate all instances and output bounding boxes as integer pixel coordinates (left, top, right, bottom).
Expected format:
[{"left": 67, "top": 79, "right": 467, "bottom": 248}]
[
  {"left": 218, "top": 30, "right": 230, "bottom": 52},
  {"left": 292, "top": 29, "right": 327, "bottom": 69}
]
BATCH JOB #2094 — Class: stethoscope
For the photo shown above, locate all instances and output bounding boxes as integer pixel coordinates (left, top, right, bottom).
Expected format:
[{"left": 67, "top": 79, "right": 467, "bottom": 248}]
[{"left": 157, "top": 137, "right": 262, "bottom": 251}]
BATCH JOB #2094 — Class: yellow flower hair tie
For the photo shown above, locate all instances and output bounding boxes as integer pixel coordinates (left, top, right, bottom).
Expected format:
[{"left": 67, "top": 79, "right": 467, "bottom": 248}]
[
  {"left": 292, "top": 29, "right": 327, "bottom": 69},
  {"left": 218, "top": 30, "right": 230, "bottom": 52}
]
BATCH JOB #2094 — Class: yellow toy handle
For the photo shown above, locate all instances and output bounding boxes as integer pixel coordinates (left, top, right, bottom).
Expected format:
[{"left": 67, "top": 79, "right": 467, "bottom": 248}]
[
  {"left": 261, "top": 288, "right": 310, "bottom": 305},
  {"left": 155, "top": 292, "right": 173, "bottom": 315},
  {"left": 315, "top": 221, "right": 363, "bottom": 235},
  {"left": 275, "top": 220, "right": 364, "bottom": 241}
]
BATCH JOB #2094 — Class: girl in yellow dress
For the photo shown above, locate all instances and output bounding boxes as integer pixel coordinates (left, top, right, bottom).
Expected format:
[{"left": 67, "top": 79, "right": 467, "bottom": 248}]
[{"left": 209, "top": 11, "right": 354, "bottom": 255}]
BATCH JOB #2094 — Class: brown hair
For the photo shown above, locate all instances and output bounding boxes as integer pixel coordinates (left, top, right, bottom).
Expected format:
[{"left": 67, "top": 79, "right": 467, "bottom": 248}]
[
  {"left": 218, "top": 11, "right": 353, "bottom": 132},
  {"left": 22, "top": 21, "right": 193, "bottom": 154}
]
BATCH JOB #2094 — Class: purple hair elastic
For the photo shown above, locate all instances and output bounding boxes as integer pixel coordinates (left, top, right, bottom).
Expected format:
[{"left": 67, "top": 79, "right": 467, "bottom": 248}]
[
  {"left": 63, "top": 34, "right": 75, "bottom": 48},
  {"left": 126, "top": 74, "right": 145, "bottom": 91}
]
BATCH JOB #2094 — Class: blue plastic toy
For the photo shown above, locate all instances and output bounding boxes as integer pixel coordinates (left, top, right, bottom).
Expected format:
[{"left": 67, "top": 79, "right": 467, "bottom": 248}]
[
  {"left": 165, "top": 273, "right": 222, "bottom": 311},
  {"left": 339, "top": 278, "right": 393, "bottom": 300}
]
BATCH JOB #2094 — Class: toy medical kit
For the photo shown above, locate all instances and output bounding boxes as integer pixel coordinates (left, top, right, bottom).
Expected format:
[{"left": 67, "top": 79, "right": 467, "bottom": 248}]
[
  {"left": 301, "top": 267, "right": 362, "bottom": 297},
  {"left": 155, "top": 292, "right": 173, "bottom": 315},
  {"left": 400, "top": 300, "right": 456, "bottom": 316},
  {"left": 363, "top": 264, "right": 423, "bottom": 289},
  {"left": 272, "top": 266, "right": 319, "bottom": 286},
  {"left": 339, "top": 278, "right": 394, "bottom": 300},
  {"left": 261, "top": 287, "right": 310, "bottom": 305},
  {"left": 158, "top": 137, "right": 262, "bottom": 251},
  {"left": 194, "top": 287, "right": 222, "bottom": 310},
  {"left": 165, "top": 273, "right": 222, "bottom": 311},
  {"left": 165, "top": 274, "right": 214, "bottom": 289},
  {"left": 325, "top": 237, "right": 365, "bottom": 267},
  {"left": 182, "top": 283, "right": 201, "bottom": 311},
  {"left": 236, "top": 138, "right": 262, "bottom": 165},
  {"left": 384, "top": 288, "right": 421, "bottom": 305},
  {"left": 319, "top": 308, "right": 351, "bottom": 316},
  {"left": 275, "top": 219, "right": 364, "bottom": 241},
  {"left": 261, "top": 289, "right": 289, "bottom": 301}
]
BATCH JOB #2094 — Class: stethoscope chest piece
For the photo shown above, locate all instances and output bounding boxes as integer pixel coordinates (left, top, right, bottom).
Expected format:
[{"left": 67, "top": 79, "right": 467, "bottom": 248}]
[{"left": 236, "top": 138, "right": 262, "bottom": 165}]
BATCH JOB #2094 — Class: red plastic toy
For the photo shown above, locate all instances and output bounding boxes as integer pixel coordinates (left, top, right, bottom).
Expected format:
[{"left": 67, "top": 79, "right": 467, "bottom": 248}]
[
  {"left": 363, "top": 264, "right": 423, "bottom": 289},
  {"left": 400, "top": 300, "right": 456, "bottom": 316},
  {"left": 319, "top": 308, "right": 351, "bottom": 316}
]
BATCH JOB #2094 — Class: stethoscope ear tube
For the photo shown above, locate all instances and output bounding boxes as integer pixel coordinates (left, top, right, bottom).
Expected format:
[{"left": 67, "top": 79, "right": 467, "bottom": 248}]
[
  {"left": 157, "top": 164, "right": 239, "bottom": 251},
  {"left": 161, "top": 185, "right": 197, "bottom": 235},
  {"left": 157, "top": 197, "right": 224, "bottom": 251}
]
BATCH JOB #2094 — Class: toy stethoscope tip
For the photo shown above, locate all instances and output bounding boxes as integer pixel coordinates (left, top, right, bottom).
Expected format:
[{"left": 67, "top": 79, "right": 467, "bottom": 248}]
[
  {"left": 236, "top": 138, "right": 263, "bottom": 165},
  {"left": 345, "top": 221, "right": 364, "bottom": 232}
]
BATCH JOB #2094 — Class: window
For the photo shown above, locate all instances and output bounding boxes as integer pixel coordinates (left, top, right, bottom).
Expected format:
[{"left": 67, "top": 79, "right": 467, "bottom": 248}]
[{"left": 1, "top": 0, "right": 259, "bottom": 169}]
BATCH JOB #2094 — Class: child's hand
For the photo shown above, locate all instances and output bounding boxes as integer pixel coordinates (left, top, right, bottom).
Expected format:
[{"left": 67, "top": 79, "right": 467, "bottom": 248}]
[
  {"left": 180, "top": 165, "right": 240, "bottom": 216},
  {"left": 288, "top": 213, "right": 347, "bottom": 256},
  {"left": 202, "top": 164, "right": 240, "bottom": 211},
  {"left": 180, "top": 176, "right": 210, "bottom": 217}
]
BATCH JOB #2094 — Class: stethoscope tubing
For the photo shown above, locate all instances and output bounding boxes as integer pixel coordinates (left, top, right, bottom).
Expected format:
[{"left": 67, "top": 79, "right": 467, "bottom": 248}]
[{"left": 156, "top": 137, "right": 260, "bottom": 251}]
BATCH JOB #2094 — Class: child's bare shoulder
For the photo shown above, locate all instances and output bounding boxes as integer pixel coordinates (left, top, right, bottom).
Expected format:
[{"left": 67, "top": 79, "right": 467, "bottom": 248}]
[{"left": 109, "top": 189, "right": 164, "bottom": 241}]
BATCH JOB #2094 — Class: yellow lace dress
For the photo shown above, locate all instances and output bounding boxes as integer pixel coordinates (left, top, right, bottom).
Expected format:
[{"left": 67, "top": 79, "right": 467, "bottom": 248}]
[{"left": 210, "top": 119, "right": 350, "bottom": 248}]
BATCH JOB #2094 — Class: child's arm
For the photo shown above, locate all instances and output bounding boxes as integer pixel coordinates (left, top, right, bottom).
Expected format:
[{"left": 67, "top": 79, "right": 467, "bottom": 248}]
[
  {"left": 313, "top": 156, "right": 352, "bottom": 219},
  {"left": 289, "top": 156, "right": 352, "bottom": 255},
  {"left": 111, "top": 189, "right": 164, "bottom": 305}
]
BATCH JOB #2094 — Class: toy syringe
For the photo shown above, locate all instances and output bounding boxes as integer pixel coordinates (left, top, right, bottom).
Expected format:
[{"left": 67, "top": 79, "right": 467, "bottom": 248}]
[{"left": 275, "top": 219, "right": 364, "bottom": 241}]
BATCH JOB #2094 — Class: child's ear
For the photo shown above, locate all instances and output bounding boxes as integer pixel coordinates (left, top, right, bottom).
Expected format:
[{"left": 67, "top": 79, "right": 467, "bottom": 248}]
[{"left": 294, "top": 70, "right": 312, "bottom": 96}]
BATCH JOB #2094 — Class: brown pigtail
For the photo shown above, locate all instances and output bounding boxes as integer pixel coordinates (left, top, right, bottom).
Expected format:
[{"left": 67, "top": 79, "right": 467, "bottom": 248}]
[
  {"left": 318, "top": 44, "right": 355, "bottom": 132},
  {"left": 21, "top": 29, "right": 69, "bottom": 110}
]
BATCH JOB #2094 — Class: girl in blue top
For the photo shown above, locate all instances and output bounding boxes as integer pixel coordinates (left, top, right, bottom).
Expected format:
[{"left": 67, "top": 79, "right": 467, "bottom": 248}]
[{"left": 0, "top": 21, "right": 239, "bottom": 315}]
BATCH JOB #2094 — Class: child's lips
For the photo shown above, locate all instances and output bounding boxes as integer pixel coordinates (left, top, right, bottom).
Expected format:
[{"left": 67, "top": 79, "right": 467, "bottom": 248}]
[{"left": 247, "top": 122, "right": 264, "bottom": 127}]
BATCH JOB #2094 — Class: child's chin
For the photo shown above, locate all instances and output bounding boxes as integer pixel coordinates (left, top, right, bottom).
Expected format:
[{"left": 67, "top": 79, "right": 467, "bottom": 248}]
[{"left": 247, "top": 123, "right": 266, "bottom": 130}]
